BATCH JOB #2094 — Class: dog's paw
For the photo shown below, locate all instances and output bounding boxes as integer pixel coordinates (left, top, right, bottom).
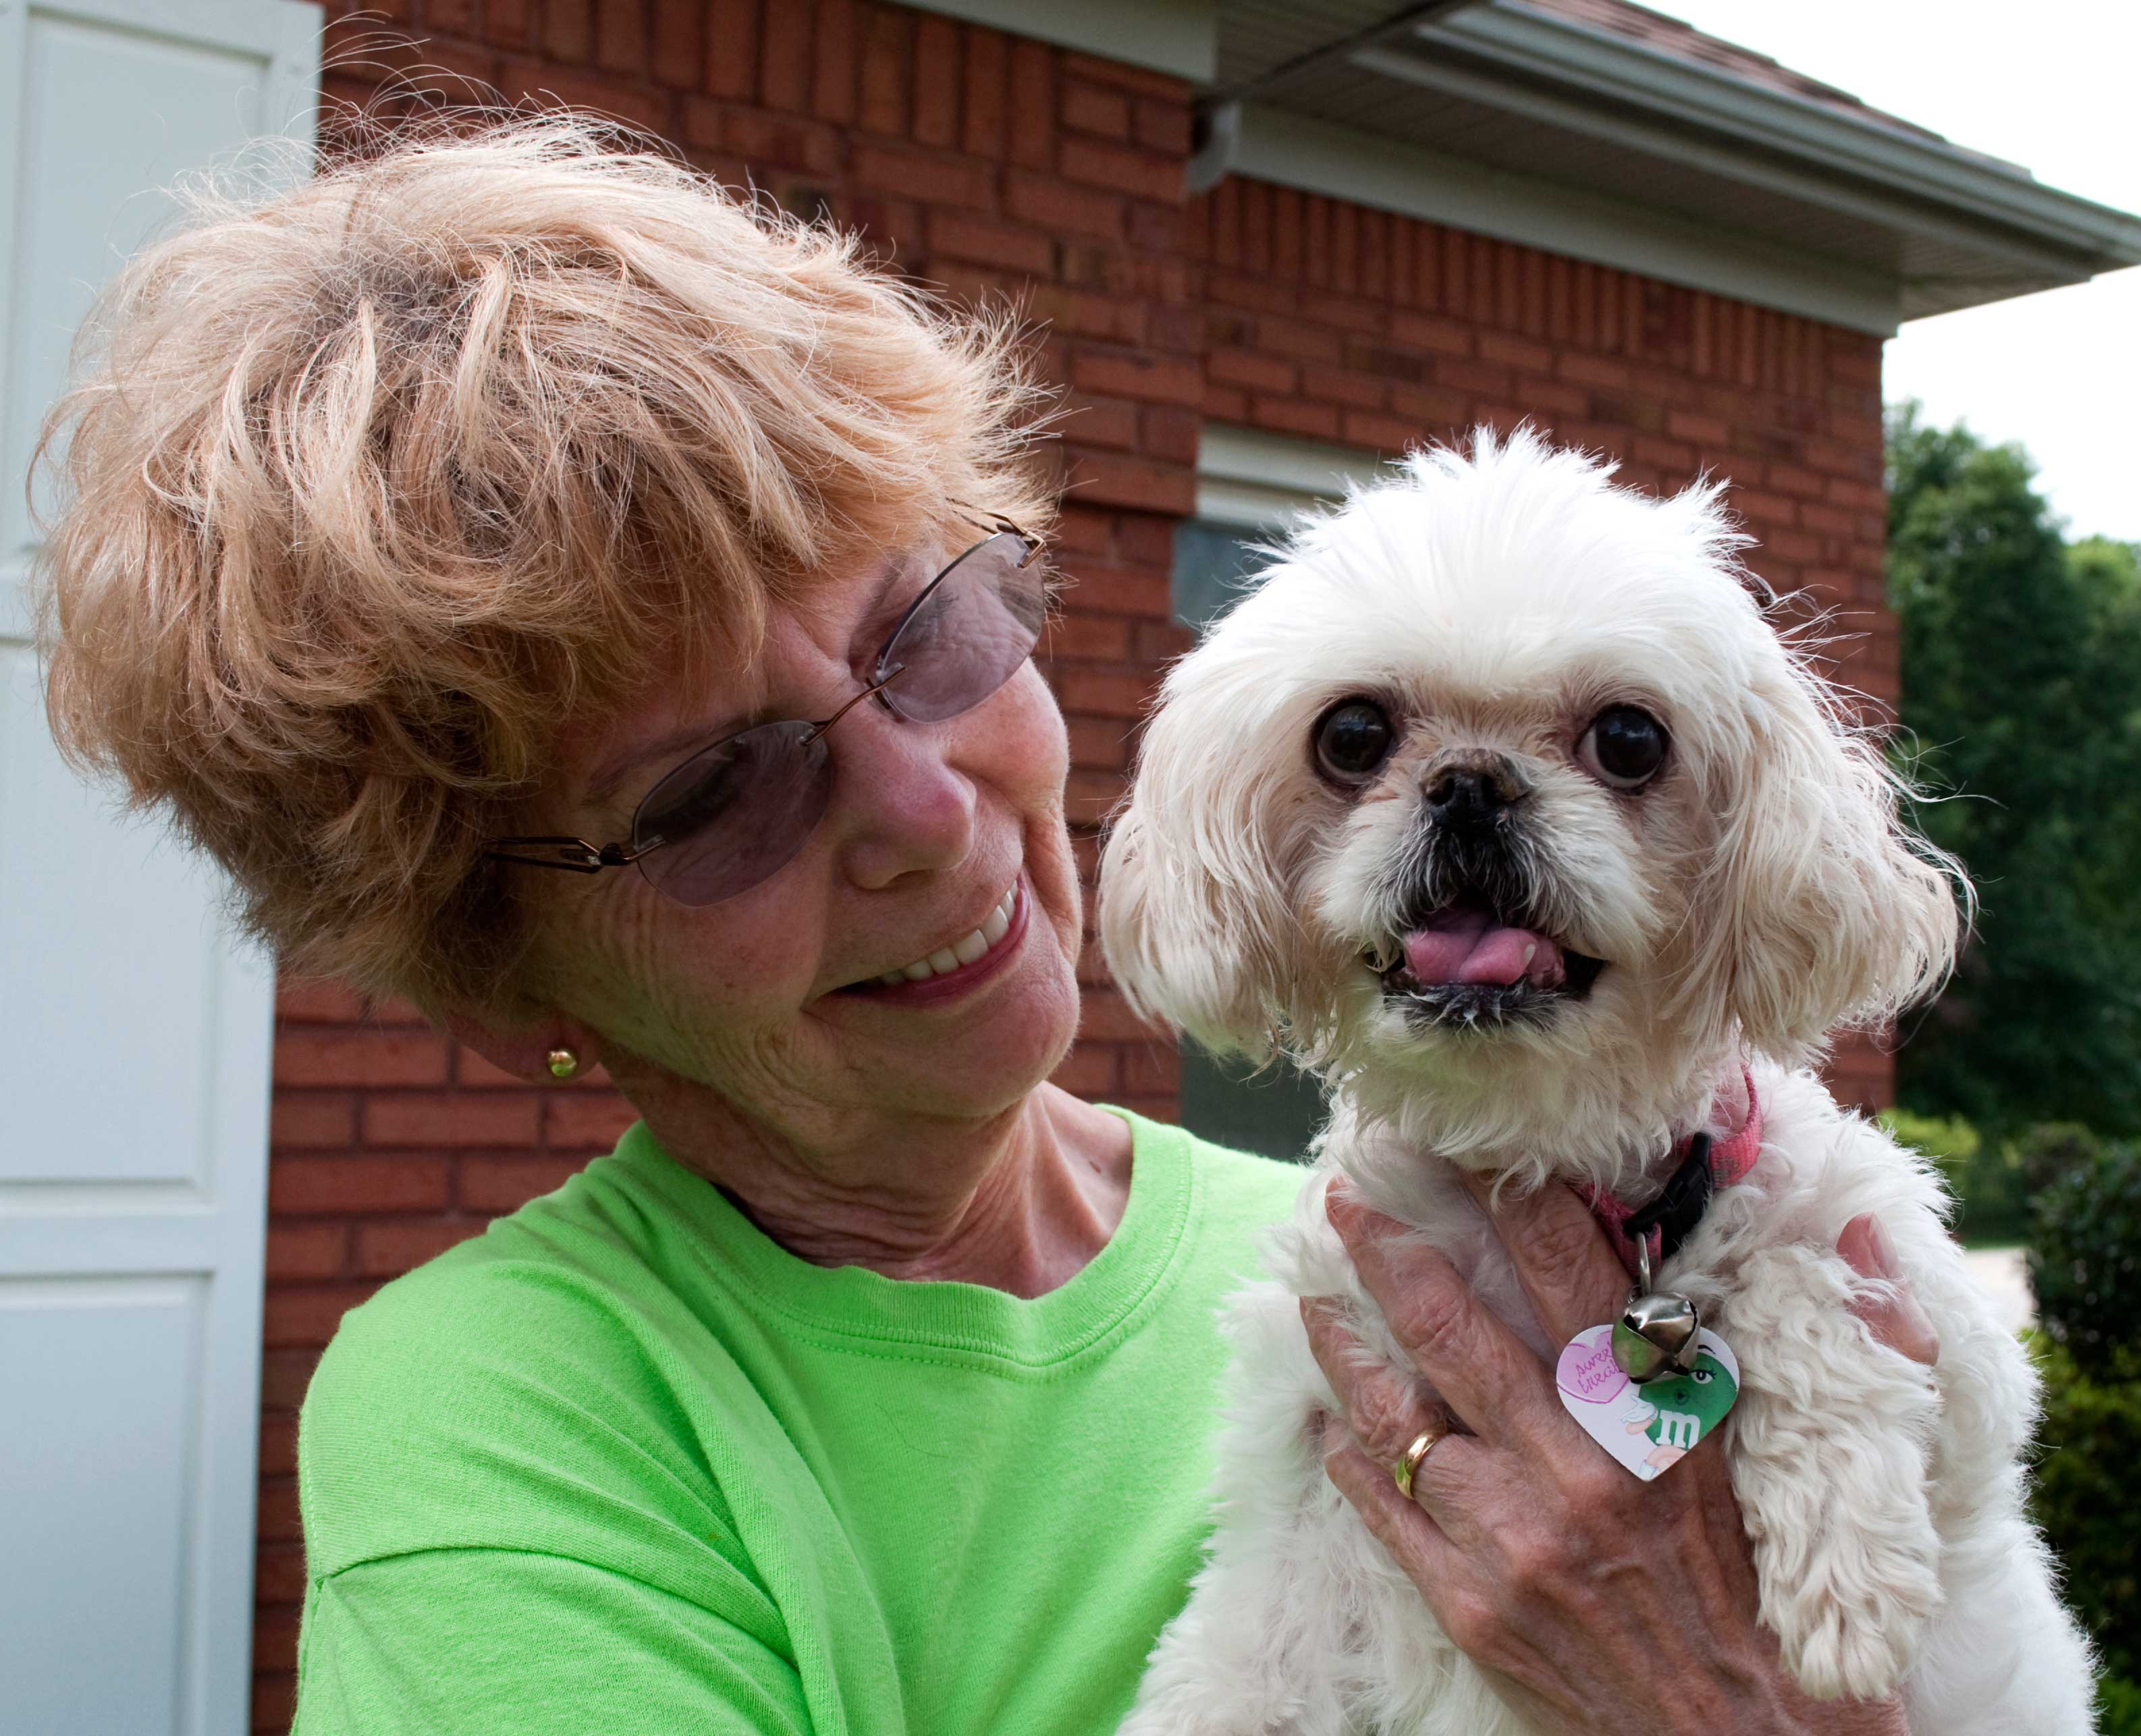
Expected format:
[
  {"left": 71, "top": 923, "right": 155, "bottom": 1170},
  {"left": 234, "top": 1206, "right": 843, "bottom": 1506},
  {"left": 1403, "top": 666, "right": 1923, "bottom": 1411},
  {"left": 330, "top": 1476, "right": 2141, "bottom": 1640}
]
[
  {"left": 1755, "top": 1467, "right": 1944, "bottom": 1701},
  {"left": 1726, "top": 1241, "right": 1949, "bottom": 1702},
  {"left": 1774, "top": 1590, "right": 1926, "bottom": 1701}
]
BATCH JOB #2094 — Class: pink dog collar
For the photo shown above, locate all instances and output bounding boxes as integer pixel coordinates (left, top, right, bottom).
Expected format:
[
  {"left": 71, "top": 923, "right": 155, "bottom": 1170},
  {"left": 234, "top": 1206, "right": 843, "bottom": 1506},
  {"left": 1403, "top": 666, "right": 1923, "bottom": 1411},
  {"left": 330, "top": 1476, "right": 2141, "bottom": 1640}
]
[{"left": 1580, "top": 1072, "right": 1763, "bottom": 1278}]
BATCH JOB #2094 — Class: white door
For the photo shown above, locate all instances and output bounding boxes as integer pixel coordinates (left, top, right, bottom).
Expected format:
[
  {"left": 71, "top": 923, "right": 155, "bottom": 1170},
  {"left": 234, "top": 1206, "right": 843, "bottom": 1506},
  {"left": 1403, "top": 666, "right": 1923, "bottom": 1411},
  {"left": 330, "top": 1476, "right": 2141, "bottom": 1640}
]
[{"left": 0, "top": 3, "right": 319, "bottom": 1733}]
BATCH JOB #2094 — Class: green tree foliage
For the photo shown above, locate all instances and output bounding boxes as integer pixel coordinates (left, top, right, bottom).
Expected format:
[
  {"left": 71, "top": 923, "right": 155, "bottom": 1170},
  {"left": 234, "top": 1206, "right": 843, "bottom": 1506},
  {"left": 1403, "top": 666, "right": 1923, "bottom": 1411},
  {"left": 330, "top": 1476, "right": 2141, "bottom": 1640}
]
[{"left": 1885, "top": 407, "right": 2141, "bottom": 1140}]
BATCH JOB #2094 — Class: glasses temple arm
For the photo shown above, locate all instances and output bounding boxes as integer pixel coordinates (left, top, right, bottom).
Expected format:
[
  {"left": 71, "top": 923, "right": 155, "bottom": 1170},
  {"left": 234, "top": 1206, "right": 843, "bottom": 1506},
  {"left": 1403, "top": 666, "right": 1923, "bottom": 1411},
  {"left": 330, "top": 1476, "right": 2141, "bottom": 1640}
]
[{"left": 484, "top": 836, "right": 658, "bottom": 873}]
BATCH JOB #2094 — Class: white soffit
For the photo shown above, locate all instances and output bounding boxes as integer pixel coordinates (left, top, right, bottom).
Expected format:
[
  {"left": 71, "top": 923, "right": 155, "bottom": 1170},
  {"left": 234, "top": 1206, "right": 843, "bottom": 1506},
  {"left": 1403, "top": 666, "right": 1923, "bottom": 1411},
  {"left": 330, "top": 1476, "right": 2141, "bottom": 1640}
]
[
  {"left": 906, "top": 0, "right": 1215, "bottom": 84},
  {"left": 1231, "top": 103, "right": 1905, "bottom": 336}
]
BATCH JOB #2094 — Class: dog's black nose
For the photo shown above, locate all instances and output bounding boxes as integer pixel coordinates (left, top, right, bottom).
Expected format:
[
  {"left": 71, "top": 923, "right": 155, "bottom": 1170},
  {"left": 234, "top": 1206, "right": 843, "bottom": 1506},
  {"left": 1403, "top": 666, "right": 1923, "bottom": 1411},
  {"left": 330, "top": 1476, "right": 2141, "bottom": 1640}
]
[{"left": 1426, "top": 765, "right": 1519, "bottom": 824}]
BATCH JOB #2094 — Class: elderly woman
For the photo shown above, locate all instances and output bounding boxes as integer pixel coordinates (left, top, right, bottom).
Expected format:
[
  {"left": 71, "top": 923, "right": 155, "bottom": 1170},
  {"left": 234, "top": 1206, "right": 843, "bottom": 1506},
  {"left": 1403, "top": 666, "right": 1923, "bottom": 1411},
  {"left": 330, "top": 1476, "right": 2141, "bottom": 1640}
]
[{"left": 39, "top": 121, "right": 1931, "bottom": 1735}]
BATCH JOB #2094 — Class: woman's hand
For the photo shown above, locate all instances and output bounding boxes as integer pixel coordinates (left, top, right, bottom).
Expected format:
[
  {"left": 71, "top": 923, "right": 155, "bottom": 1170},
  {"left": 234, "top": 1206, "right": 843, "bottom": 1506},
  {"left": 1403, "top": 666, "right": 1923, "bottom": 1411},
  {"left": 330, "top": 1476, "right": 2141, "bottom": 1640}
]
[{"left": 1303, "top": 1178, "right": 1935, "bottom": 1736}]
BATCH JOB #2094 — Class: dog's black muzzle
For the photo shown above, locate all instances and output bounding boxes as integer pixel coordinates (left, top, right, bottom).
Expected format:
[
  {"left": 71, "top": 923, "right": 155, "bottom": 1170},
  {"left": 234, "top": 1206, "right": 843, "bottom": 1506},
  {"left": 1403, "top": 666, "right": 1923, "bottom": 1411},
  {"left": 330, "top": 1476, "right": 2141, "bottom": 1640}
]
[
  {"left": 1378, "top": 774, "right": 1608, "bottom": 1028},
  {"left": 1394, "top": 807, "right": 1538, "bottom": 935}
]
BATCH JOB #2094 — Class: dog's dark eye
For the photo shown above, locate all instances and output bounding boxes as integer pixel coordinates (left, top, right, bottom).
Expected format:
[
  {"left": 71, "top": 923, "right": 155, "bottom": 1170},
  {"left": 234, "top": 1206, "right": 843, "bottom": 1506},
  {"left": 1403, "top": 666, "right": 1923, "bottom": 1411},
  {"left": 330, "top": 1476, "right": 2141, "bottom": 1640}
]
[
  {"left": 1579, "top": 705, "right": 1669, "bottom": 789},
  {"left": 1313, "top": 700, "right": 1395, "bottom": 784}
]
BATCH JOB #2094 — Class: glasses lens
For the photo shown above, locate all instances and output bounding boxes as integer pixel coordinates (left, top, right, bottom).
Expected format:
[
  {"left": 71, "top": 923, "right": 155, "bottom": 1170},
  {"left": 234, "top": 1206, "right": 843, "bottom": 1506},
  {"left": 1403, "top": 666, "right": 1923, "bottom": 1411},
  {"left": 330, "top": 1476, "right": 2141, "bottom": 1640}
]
[
  {"left": 877, "top": 533, "right": 1047, "bottom": 723},
  {"left": 630, "top": 720, "right": 832, "bottom": 906}
]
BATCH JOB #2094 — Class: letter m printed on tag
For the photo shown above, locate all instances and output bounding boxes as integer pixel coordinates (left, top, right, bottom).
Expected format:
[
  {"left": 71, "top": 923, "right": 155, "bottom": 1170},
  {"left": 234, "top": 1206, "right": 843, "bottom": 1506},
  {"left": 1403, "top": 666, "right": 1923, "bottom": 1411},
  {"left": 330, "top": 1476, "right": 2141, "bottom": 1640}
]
[{"left": 1654, "top": 1409, "right": 1701, "bottom": 1450}]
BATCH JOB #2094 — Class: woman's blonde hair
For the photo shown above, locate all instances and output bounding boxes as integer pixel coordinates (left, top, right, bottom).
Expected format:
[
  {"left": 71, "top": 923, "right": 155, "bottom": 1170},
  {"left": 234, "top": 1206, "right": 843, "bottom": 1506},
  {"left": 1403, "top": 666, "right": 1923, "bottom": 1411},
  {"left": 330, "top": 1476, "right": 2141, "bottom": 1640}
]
[{"left": 36, "top": 113, "right": 1054, "bottom": 1010}]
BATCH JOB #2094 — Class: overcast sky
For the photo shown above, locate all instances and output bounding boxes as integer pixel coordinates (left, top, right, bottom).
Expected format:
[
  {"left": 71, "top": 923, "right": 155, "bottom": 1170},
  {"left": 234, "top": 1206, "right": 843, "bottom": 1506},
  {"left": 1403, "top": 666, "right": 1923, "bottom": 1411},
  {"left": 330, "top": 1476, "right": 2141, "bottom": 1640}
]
[{"left": 1654, "top": 0, "right": 2141, "bottom": 544}]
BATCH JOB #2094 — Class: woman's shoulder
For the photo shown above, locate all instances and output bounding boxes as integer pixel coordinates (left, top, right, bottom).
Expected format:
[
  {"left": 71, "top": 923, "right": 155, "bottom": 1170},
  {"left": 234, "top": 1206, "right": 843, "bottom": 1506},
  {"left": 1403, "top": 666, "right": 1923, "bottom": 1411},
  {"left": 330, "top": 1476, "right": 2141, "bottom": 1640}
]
[
  {"left": 1108, "top": 1106, "right": 1311, "bottom": 1284},
  {"left": 1130, "top": 1108, "right": 1310, "bottom": 1204},
  {"left": 300, "top": 1145, "right": 749, "bottom": 1583},
  {"left": 306, "top": 1197, "right": 657, "bottom": 1423},
  {"left": 308, "top": 1141, "right": 678, "bottom": 1403}
]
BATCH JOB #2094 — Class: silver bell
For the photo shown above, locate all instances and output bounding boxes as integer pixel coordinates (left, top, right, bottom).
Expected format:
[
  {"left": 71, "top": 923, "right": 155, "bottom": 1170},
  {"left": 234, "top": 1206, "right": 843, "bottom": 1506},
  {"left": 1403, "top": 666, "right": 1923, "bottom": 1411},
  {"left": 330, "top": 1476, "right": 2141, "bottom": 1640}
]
[{"left": 1612, "top": 1289, "right": 1703, "bottom": 1384}]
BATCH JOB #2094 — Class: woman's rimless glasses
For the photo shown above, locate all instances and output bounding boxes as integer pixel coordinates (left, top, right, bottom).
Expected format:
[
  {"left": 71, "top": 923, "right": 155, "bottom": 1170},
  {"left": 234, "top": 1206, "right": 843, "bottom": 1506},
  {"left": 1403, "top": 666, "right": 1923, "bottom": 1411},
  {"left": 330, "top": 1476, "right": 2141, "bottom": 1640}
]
[{"left": 486, "top": 519, "right": 1049, "bottom": 908}]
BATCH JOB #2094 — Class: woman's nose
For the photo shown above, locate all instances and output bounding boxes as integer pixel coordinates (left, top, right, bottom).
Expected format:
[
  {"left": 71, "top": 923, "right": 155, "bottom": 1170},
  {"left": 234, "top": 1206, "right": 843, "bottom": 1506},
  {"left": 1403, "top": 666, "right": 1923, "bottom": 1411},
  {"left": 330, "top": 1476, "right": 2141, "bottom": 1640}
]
[{"left": 825, "top": 703, "right": 977, "bottom": 890}]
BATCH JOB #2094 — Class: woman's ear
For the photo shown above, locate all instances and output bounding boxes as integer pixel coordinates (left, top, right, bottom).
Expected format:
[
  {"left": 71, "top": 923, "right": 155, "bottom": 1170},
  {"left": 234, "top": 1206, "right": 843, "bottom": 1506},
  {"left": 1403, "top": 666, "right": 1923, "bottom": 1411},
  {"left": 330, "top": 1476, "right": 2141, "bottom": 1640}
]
[
  {"left": 1097, "top": 670, "right": 1297, "bottom": 1062},
  {"left": 435, "top": 1004, "right": 604, "bottom": 1085},
  {"left": 1693, "top": 653, "right": 1966, "bottom": 1061}
]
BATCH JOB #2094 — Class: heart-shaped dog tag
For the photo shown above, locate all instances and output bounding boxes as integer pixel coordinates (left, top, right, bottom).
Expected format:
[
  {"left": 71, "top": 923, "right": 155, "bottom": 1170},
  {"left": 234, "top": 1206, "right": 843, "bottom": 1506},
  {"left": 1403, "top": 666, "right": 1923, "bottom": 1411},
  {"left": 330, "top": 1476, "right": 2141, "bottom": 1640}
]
[{"left": 1556, "top": 1322, "right": 1740, "bottom": 1480}]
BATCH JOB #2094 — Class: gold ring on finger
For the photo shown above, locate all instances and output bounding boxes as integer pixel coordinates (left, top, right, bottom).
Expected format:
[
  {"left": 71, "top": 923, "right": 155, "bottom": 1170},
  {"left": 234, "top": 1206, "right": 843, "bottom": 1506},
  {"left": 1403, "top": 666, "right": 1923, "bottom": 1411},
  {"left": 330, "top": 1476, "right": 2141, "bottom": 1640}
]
[{"left": 1393, "top": 1424, "right": 1447, "bottom": 1502}]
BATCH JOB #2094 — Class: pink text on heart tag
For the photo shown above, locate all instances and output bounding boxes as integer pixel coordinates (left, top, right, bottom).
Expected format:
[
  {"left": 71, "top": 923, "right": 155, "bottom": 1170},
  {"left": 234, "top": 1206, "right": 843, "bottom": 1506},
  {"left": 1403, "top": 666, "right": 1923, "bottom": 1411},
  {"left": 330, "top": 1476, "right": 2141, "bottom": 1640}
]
[{"left": 1555, "top": 1328, "right": 1629, "bottom": 1405}]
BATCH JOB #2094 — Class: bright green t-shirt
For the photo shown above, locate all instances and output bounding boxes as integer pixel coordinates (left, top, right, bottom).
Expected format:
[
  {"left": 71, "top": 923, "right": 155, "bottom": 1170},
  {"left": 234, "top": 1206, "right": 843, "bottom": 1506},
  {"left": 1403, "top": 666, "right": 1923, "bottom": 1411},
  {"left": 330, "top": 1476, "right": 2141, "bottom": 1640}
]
[{"left": 292, "top": 1108, "right": 1303, "bottom": 1735}]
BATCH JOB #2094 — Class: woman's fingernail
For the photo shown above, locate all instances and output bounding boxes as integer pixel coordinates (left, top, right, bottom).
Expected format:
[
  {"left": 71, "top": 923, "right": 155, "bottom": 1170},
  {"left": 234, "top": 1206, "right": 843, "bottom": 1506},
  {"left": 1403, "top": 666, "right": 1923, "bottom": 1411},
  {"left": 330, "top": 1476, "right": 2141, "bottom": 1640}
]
[
  {"left": 1839, "top": 1213, "right": 1897, "bottom": 1279},
  {"left": 1329, "top": 1176, "right": 1380, "bottom": 1223}
]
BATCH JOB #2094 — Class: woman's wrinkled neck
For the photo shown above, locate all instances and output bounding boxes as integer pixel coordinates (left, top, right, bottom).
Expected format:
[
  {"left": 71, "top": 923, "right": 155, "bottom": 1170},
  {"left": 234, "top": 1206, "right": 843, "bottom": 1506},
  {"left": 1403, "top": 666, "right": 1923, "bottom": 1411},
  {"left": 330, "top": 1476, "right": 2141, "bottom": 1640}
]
[{"left": 620, "top": 1072, "right": 1134, "bottom": 1297}]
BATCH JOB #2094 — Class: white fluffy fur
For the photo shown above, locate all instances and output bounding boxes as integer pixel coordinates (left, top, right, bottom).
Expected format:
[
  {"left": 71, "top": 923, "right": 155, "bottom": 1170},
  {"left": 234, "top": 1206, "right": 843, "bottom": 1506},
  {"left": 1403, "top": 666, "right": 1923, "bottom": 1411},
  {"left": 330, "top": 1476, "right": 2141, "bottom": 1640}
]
[{"left": 1099, "top": 431, "right": 2096, "bottom": 1733}]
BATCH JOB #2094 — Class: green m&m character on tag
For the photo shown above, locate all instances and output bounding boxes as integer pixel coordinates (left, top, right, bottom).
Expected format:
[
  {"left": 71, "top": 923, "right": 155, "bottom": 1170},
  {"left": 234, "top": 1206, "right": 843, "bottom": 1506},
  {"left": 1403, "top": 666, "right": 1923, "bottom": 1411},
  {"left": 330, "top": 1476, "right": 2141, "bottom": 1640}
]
[{"left": 1625, "top": 1351, "right": 1739, "bottom": 1477}]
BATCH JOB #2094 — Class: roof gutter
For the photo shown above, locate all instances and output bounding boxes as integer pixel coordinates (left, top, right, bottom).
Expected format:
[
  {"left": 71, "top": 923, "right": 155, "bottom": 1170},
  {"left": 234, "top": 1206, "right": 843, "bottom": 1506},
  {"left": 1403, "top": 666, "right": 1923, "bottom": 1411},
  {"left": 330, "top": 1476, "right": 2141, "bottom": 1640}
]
[{"left": 1405, "top": 2, "right": 2141, "bottom": 296}]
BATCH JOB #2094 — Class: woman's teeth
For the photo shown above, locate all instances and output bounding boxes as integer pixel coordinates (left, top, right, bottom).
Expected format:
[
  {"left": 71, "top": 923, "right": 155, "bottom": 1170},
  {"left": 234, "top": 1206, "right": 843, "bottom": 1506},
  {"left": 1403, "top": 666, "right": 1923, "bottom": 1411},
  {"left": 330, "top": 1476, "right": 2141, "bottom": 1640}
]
[{"left": 877, "top": 886, "right": 1017, "bottom": 987}]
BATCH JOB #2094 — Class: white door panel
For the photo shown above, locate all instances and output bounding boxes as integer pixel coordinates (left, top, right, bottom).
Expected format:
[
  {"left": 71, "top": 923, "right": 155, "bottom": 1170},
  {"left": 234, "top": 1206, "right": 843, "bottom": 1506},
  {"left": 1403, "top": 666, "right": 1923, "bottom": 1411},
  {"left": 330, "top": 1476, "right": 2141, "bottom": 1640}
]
[
  {"left": 0, "top": 3, "right": 320, "bottom": 1733},
  {"left": 1, "top": 1275, "right": 205, "bottom": 1735},
  {"left": 2, "top": 645, "right": 235, "bottom": 1186}
]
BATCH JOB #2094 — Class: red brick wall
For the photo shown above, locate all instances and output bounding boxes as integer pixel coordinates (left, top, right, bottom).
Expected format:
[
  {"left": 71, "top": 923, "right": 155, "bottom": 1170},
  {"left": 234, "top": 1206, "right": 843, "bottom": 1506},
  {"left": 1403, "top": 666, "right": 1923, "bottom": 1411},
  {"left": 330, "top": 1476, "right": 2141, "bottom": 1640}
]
[{"left": 258, "top": 4, "right": 1895, "bottom": 1726}]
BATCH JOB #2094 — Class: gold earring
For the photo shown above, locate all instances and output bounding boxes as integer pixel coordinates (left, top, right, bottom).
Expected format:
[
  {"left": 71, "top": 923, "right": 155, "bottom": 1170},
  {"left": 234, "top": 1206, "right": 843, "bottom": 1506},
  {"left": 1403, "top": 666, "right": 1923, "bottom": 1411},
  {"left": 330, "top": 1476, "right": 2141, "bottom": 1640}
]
[{"left": 545, "top": 1047, "right": 579, "bottom": 1080}]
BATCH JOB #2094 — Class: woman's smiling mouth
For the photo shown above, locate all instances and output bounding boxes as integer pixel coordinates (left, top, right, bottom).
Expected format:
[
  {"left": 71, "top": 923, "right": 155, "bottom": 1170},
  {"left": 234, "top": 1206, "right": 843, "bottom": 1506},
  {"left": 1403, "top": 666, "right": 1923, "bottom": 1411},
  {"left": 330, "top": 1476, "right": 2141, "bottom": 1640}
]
[
  {"left": 837, "top": 880, "right": 1029, "bottom": 1004},
  {"left": 875, "top": 882, "right": 1019, "bottom": 984}
]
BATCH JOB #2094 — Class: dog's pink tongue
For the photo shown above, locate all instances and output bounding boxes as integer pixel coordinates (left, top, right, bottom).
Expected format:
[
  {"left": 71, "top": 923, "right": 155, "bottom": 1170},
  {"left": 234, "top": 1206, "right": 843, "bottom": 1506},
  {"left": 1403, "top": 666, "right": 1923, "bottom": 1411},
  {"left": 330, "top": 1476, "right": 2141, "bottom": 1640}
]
[{"left": 1402, "top": 906, "right": 1566, "bottom": 988}]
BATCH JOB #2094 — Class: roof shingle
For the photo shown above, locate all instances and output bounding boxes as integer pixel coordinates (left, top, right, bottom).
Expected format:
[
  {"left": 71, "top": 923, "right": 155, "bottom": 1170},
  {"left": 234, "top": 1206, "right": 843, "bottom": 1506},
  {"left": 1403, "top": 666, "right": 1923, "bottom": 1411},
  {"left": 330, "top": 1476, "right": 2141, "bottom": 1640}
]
[{"left": 1513, "top": 0, "right": 1950, "bottom": 145}]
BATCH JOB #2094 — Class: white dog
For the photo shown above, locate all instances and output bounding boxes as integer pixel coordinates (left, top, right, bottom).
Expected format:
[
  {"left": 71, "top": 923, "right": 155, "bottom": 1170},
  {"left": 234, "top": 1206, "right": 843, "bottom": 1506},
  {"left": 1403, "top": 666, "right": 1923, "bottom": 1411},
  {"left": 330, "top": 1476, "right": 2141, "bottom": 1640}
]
[{"left": 1099, "top": 431, "right": 2095, "bottom": 1734}]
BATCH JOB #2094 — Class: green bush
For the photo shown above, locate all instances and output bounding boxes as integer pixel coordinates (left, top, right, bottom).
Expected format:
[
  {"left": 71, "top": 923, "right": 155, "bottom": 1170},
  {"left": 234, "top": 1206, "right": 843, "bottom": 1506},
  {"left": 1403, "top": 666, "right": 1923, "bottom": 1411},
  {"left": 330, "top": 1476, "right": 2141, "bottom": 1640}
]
[
  {"left": 2030, "top": 1340, "right": 2141, "bottom": 1686},
  {"left": 1880, "top": 1108, "right": 2031, "bottom": 1244},
  {"left": 2017, "top": 1122, "right": 2111, "bottom": 1194},
  {"left": 2101, "top": 1674, "right": 2141, "bottom": 1736},
  {"left": 2026, "top": 1137, "right": 2141, "bottom": 1702},
  {"left": 2028, "top": 1132, "right": 2141, "bottom": 1376}
]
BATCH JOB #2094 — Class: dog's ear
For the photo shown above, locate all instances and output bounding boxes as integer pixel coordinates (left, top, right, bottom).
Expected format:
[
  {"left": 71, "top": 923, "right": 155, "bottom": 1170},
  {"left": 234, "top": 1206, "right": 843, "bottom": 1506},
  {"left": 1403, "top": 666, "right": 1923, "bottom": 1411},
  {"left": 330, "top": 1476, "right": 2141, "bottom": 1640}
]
[
  {"left": 1097, "top": 668, "right": 1298, "bottom": 1062},
  {"left": 1687, "top": 649, "right": 1965, "bottom": 1061}
]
